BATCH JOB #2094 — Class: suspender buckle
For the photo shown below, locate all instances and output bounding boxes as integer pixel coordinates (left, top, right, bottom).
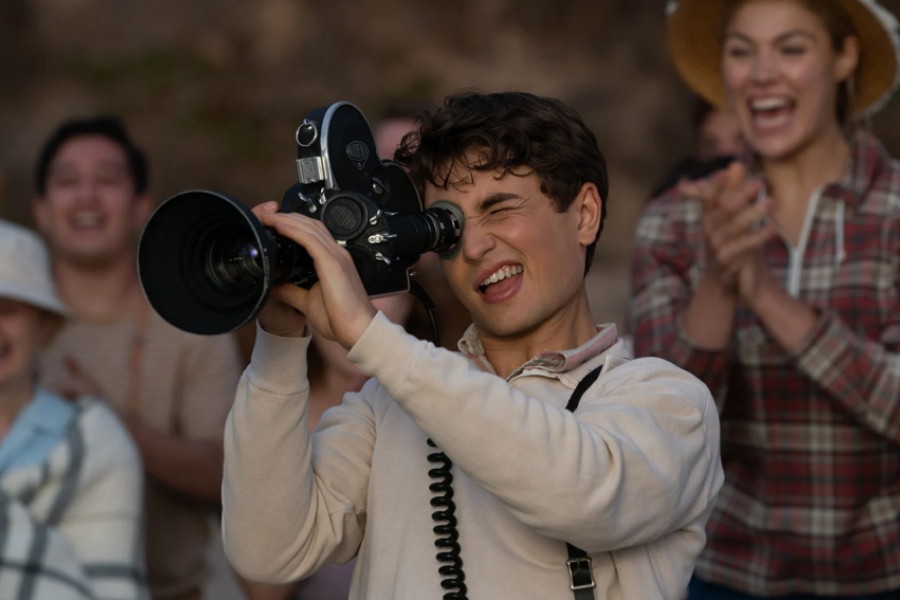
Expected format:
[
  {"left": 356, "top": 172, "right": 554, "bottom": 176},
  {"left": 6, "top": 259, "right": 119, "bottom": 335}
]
[{"left": 566, "top": 557, "right": 595, "bottom": 591}]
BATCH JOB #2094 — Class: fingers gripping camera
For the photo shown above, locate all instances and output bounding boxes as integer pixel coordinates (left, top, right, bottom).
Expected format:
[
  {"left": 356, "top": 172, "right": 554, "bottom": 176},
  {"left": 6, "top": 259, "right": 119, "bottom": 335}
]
[{"left": 137, "top": 102, "right": 464, "bottom": 335}]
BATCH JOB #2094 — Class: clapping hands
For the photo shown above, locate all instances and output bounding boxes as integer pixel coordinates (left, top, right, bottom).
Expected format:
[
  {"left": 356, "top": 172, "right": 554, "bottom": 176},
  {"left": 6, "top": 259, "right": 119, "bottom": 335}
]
[{"left": 678, "top": 162, "right": 779, "bottom": 305}]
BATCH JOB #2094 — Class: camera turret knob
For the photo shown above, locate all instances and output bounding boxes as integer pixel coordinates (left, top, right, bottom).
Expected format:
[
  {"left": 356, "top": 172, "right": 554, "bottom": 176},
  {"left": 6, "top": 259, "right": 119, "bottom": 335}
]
[{"left": 296, "top": 121, "right": 318, "bottom": 147}]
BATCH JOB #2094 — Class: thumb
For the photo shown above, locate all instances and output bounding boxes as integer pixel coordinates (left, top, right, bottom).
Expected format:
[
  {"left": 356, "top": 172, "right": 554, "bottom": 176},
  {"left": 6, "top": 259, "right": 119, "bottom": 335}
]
[
  {"left": 724, "top": 161, "right": 747, "bottom": 189},
  {"left": 272, "top": 283, "right": 310, "bottom": 314}
]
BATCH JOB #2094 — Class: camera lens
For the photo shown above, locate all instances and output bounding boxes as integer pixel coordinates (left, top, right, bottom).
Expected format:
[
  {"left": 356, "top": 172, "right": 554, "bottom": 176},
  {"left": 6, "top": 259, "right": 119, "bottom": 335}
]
[
  {"left": 204, "top": 231, "right": 265, "bottom": 292},
  {"left": 138, "top": 190, "right": 278, "bottom": 335}
]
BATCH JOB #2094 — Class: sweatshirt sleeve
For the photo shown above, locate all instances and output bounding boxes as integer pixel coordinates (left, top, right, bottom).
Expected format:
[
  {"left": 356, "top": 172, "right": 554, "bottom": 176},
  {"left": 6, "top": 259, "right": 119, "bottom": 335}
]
[
  {"left": 348, "top": 313, "right": 724, "bottom": 554},
  {"left": 222, "top": 326, "right": 375, "bottom": 584}
]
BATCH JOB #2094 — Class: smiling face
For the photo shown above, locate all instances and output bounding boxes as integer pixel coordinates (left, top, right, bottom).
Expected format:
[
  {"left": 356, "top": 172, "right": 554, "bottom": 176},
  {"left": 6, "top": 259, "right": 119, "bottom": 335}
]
[
  {"left": 424, "top": 162, "right": 601, "bottom": 343},
  {"left": 33, "top": 135, "right": 151, "bottom": 267},
  {"left": 0, "top": 298, "right": 55, "bottom": 394},
  {"left": 721, "top": 0, "right": 859, "bottom": 160}
]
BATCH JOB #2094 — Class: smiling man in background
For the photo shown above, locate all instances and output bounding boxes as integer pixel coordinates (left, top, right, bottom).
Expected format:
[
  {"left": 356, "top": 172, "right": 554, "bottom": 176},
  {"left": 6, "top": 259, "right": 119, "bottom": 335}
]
[{"left": 33, "top": 116, "right": 242, "bottom": 600}]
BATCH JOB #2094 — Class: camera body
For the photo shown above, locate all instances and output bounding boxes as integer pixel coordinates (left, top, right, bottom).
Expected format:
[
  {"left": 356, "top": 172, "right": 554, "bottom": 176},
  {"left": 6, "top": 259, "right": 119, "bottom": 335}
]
[
  {"left": 286, "top": 102, "right": 431, "bottom": 295},
  {"left": 138, "top": 102, "right": 463, "bottom": 335}
]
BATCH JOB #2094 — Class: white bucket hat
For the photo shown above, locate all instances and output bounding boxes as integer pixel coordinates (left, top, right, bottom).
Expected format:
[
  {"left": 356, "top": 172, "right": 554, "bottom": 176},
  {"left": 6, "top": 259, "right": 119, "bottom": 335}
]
[
  {"left": 666, "top": 0, "right": 900, "bottom": 117},
  {"left": 0, "top": 220, "right": 69, "bottom": 317}
]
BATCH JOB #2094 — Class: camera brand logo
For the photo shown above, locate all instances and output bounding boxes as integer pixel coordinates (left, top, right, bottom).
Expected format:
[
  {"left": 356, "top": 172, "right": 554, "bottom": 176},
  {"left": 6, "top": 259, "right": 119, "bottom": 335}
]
[{"left": 346, "top": 142, "right": 369, "bottom": 170}]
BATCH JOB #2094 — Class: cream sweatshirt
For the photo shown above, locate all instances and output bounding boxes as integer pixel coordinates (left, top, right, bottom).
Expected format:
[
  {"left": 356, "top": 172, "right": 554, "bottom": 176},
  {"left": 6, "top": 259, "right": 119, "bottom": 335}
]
[{"left": 222, "top": 312, "right": 723, "bottom": 599}]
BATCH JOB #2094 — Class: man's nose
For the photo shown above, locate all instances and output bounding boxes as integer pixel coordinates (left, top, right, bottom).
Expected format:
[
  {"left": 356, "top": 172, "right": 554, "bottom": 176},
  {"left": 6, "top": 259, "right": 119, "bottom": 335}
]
[
  {"left": 460, "top": 220, "right": 495, "bottom": 263},
  {"left": 73, "top": 178, "right": 100, "bottom": 203}
]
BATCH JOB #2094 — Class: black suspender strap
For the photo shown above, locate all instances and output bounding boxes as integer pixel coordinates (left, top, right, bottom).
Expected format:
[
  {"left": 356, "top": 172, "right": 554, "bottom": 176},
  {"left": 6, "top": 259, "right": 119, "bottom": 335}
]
[
  {"left": 565, "top": 366, "right": 604, "bottom": 412},
  {"left": 563, "top": 365, "right": 604, "bottom": 600}
]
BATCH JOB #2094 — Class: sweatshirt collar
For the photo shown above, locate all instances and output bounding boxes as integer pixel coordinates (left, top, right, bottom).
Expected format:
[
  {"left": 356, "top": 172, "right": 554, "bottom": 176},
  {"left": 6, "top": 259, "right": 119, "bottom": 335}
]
[{"left": 458, "top": 323, "right": 620, "bottom": 381}]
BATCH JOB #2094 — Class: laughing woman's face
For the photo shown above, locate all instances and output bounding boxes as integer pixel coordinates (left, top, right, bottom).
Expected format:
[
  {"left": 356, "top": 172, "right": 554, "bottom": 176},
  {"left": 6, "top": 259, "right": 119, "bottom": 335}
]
[
  {"left": 721, "top": 0, "right": 859, "bottom": 160},
  {"left": 0, "top": 299, "right": 53, "bottom": 394}
]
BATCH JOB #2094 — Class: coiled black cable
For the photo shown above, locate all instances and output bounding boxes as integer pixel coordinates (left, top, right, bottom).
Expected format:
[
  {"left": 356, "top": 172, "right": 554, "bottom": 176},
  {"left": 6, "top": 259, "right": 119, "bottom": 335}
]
[
  {"left": 427, "top": 439, "right": 468, "bottom": 599},
  {"left": 408, "top": 281, "right": 469, "bottom": 599}
]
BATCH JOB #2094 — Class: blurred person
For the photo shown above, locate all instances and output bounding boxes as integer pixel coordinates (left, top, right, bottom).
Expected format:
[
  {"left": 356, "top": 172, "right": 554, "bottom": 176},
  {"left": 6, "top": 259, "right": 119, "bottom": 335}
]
[
  {"left": 631, "top": 0, "right": 900, "bottom": 598},
  {"left": 374, "top": 103, "right": 427, "bottom": 161},
  {"left": 0, "top": 220, "right": 146, "bottom": 600},
  {"left": 695, "top": 100, "right": 746, "bottom": 162},
  {"left": 222, "top": 91, "right": 723, "bottom": 599},
  {"left": 374, "top": 103, "right": 472, "bottom": 349},
  {"left": 32, "top": 116, "right": 242, "bottom": 600},
  {"left": 652, "top": 99, "right": 748, "bottom": 198}
]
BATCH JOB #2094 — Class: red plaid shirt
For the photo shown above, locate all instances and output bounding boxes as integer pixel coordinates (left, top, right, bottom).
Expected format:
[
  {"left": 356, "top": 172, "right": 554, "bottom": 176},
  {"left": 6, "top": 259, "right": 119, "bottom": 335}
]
[{"left": 630, "top": 130, "right": 900, "bottom": 596}]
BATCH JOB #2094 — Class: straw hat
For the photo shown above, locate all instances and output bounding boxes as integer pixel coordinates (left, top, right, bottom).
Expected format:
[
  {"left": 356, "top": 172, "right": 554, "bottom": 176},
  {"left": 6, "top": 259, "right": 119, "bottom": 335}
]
[
  {"left": 666, "top": 0, "right": 900, "bottom": 116},
  {"left": 0, "top": 220, "right": 69, "bottom": 317}
]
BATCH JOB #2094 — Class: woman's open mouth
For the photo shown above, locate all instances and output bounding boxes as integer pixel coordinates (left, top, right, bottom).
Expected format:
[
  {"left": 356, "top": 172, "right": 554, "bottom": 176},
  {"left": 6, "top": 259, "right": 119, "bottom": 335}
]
[{"left": 749, "top": 96, "right": 795, "bottom": 132}]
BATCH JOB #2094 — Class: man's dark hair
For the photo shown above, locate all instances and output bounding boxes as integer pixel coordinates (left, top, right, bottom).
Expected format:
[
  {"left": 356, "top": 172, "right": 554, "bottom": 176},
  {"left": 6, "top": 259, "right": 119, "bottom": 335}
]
[
  {"left": 35, "top": 115, "right": 148, "bottom": 196},
  {"left": 394, "top": 91, "right": 608, "bottom": 274}
]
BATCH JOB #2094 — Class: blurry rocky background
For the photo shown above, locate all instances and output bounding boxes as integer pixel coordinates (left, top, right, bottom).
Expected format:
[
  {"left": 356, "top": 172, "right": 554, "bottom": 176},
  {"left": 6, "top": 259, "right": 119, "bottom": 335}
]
[{"left": 4, "top": 0, "right": 900, "bottom": 354}]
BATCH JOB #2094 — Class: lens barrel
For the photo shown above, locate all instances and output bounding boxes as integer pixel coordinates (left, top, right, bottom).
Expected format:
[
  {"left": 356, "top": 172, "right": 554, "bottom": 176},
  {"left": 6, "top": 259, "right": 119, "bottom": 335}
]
[
  {"left": 138, "top": 191, "right": 464, "bottom": 336},
  {"left": 138, "top": 190, "right": 279, "bottom": 335},
  {"left": 380, "top": 203, "right": 463, "bottom": 259}
]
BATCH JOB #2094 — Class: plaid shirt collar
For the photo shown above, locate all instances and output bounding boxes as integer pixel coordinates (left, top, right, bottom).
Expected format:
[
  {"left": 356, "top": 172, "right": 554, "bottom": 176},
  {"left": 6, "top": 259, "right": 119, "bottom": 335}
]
[
  {"left": 743, "top": 128, "right": 889, "bottom": 209},
  {"left": 830, "top": 129, "right": 890, "bottom": 207},
  {"left": 457, "top": 322, "right": 620, "bottom": 382}
]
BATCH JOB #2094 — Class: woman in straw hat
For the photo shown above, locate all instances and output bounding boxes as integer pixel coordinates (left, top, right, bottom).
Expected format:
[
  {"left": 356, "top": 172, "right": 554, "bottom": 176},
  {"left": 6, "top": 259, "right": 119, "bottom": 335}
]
[
  {"left": 0, "top": 220, "right": 147, "bottom": 599},
  {"left": 631, "top": 0, "right": 900, "bottom": 598}
]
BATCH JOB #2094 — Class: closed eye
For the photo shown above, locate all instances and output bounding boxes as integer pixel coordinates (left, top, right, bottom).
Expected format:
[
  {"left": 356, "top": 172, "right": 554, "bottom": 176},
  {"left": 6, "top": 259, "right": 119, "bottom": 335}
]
[
  {"left": 726, "top": 46, "right": 752, "bottom": 59},
  {"left": 781, "top": 45, "right": 807, "bottom": 56}
]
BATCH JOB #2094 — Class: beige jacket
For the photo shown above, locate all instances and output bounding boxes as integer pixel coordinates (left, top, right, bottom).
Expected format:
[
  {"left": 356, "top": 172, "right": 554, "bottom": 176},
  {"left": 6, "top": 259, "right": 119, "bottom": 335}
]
[{"left": 223, "top": 313, "right": 723, "bottom": 599}]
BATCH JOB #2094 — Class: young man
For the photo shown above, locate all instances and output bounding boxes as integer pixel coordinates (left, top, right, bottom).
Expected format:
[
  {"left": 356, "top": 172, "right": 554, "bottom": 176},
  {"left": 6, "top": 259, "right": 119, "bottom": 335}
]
[
  {"left": 32, "top": 117, "right": 241, "bottom": 600},
  {"left": 222, "top": 92, "right": 724, "bottom": 599}
]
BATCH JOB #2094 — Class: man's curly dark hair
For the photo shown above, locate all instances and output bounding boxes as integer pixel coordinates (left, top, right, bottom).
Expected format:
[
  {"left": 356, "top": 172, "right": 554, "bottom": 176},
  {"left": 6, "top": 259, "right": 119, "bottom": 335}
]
[{"left": 394, "top": 91, "right": 608, "bottom": 274}]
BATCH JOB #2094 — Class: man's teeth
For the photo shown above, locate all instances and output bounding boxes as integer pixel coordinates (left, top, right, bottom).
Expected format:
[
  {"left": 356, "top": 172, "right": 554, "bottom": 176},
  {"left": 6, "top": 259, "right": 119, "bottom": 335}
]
[
  {"left": 74, "top": 214, "right": 101, "bottom": 227},
  {"left": 752, "top": 98, "right": 789, "bottom": 111},
  {"left": 481, "top": 265, "right": 524, "bottom": 288}
]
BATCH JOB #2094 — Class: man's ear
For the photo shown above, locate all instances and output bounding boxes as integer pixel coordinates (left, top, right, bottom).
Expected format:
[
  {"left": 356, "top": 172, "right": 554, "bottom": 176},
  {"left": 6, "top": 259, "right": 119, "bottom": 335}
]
[
  {"left": 33, "top": 196, "right": 51, "bottom": 236},
  {"left": 133, "top": 193, "right": 154, "bottom": 230},
  {"left": 574, "top": 182, "right": 602, "bottom": 249}
]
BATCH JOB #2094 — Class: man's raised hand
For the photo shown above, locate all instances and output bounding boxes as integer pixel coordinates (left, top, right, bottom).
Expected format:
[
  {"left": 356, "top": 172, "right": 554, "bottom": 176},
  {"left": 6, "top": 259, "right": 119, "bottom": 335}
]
[{"left": 253, "top": 202, "right": 377, "bottom": 348}]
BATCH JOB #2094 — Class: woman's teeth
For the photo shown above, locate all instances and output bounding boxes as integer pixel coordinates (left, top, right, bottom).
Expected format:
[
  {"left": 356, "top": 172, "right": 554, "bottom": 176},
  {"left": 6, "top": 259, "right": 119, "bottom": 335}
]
[
  {"left": 750, "top": 97, "right": 793, "bottom": 129},
  {"left": 480, "top": 265, "right": 524, "bottom": 289},
  {"left": 751, "top": 98, "right": 789, "bottom": 111}
]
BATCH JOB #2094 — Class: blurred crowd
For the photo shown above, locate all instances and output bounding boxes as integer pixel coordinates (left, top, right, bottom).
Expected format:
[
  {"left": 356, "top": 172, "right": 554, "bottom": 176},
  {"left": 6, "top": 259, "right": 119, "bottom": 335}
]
[{"left": 1, "top": 0, "right": 900, "bottom": 599}]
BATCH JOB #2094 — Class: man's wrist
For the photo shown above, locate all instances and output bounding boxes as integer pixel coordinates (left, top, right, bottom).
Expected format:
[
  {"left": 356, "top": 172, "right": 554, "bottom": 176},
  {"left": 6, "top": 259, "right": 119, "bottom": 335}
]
[
  {"left": 258, "top": 317, "right": 308, "bottom": 338},
  {"left": 341, "top": 305, "right": 379, "bottom": 350}
]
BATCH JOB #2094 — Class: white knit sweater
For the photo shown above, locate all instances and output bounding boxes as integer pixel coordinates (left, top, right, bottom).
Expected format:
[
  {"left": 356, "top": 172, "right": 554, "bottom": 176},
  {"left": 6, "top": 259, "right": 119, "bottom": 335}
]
[
  {"left": 0, "top": 398, "right": 147, "bottom": 600},
  {"left": 223, "top": 312, "right": 723, "bottom": 599}
]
